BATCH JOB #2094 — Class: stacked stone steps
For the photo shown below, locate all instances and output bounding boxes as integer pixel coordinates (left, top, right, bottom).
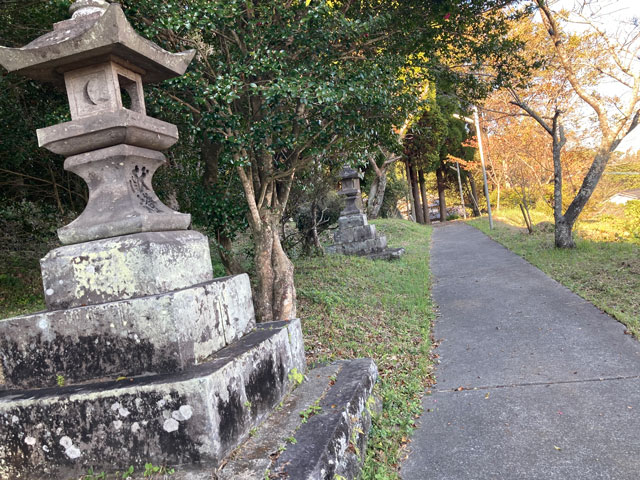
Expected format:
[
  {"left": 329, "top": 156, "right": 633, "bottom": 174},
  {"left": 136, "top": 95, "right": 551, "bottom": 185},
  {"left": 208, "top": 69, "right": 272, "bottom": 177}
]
[
  {"left": 0, "top": 232, "right": 255, "bottom": 391},
  {"left": 0, "top": 320, "right": 305, "bottom": 479}
]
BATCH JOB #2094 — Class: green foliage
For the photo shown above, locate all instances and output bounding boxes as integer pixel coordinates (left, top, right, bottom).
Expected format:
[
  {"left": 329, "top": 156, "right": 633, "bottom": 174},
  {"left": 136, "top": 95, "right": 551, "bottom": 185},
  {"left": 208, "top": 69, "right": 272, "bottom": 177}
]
[
  {"left": 293, "top": 191, "right": 342, "bottom": 249},
  {"left": 0, "top": 1, "right": 84, "bottom": 210},
  {"left": 404, "top": 94, "right": 449, "bottom": 171},
  {"left": 299, "top": 400, "right": 322, "bottom": 423},
  {"left": 296, "top": 219, "right": 434, "bottom": 478},
  {"left": 380, "top": 167, "right": 409, "bottom": 219},
  {"left": 624, "top": 200, "right": 640, "bottom": 239},
  {"left": 124, "top": 0, "right": 417, "bottom": 171},
  {"left": 288, "top": 367, "right": 305, "bottom": 386},
  {"left": 404, "top": 91, "right": 475, "bottom": 184},
  {"left": 80, "top": 463, "right": 175, "bottom": 479},
  {"left": 491, "top": 188, "right": 530, "bottom": 209},
  {"left": 0, "top": 199, "right": 71, "bottom": 318}
]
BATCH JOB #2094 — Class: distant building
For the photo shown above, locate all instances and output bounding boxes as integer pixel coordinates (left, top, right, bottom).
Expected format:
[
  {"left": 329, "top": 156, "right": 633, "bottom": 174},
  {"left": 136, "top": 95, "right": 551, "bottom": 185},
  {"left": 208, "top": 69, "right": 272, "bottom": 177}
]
[{"left": 609, "top": 189, "right": 640, "bottom": 205}]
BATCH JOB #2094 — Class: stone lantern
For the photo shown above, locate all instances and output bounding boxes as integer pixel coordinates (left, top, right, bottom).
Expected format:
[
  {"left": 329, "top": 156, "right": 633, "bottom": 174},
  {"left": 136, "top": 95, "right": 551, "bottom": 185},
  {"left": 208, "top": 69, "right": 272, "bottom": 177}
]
[
  {"left": 328, "top": 166, "right": 405, "bottom": 260},
  {"left": 0, "top": 0, "right": 194, "bottom": 245},
  {"left": 0, "top": 3, "right": 305, "bottom": 477},
  {"left": 0, "top": 4, "right": 382, "bottom": 478}
]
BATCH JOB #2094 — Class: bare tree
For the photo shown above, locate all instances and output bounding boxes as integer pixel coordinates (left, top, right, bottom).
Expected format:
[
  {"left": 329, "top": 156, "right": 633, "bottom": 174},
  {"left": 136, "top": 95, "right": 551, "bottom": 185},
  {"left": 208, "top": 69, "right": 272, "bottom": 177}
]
[{"left": 511, "top": 0, "right": 640, "bottom": 247}]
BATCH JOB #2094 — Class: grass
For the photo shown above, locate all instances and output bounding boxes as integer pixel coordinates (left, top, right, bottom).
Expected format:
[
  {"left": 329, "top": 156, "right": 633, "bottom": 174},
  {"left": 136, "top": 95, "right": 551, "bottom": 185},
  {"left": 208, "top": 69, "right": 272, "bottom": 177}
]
[
  {"left": 469, "top": 213, "right": 640, "bottom": 337},
  {"left": 295, "top": 218, "right": 435, "bottom": 479},
  {"left": 0, "top": 251, "right": 47, "bottom": 318}
]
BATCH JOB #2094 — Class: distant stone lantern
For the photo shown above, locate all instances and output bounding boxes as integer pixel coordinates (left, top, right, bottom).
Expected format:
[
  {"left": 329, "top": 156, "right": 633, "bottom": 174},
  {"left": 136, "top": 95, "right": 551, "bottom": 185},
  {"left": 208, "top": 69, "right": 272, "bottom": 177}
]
[
  {"left": 338, "top": 166, "right": 362, "bottom": 216},
  {"left": 328, "top": 165, "right": 405, "bottom": 260},
  {"left": 0, "top": 0, "right": 196, "bottom": 245}
]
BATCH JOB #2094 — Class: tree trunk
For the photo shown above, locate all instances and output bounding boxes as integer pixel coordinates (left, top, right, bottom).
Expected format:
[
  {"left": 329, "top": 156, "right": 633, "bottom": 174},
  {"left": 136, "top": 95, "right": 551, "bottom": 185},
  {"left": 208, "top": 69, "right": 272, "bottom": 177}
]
[
  {"left": 436, "top": 166, "right": 447, "bottom": 222},
  {"left": 465, "top": 177, "right": 481, "bottom": 217},
  {"left": 252, "top": 214, "right": 297, "bottom": 323},
  {"left": 202, "top": 134, "right": 222, "bottom": 187},
  {"left": 367, "top": 170, "right": 388, "bottom": 219},
  {"left": 236, "top": 161, "right": 297, "bottom": 323},
  {"left": 408, "top": 161, "right": 425, "bottom": 224},
  {"left": 271, "top": 226, "right": 296, "bottom": 321},
  {"left": 310, "top": 202, "right": 323, "bottom": 254},
  {"left": 404, "top": 161, "right": 416, "bottom": 221},
  {"left": 48, "top": 163, "right": 63, "bottom": 213},
  {"left": 468, "top": 175, "right": 480, "bottom": 216},
  {"left": 418, "top": 169, "right": 431, "bottom": 224},
  {"left": 216, "top": 232, "right": 244, "bottom": 275},
  {"left": 554, "top": 216, "right": 575, "bottom": 248},
  {"left": 368, "top": 151, "right": 400, "bottom": 219}
]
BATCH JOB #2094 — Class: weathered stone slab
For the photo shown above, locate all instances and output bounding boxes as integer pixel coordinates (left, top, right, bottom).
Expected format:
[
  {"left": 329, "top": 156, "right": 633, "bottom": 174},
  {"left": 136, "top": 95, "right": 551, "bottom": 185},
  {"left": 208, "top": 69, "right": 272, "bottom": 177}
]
[
  {"left": 271, "top": 358, "right": 379, "bottom": 479},
  {"left": 334, "top": 224, "right": 377, "bottom": 244},
  {"left": 330, "top": 235, "right": 388, "bottom": 256},
  {"left": 366, "top": 247, "right": 405, "bottom": 261},
  {"left": 218, "top": 362, "right": 343, "bottom": 479},
  {"left": 41, "top": 230, "right": 213, "bottom": 310},
  {"left": 0, "top": 274, "right": 255, "bottom": 390},
  {"left": 220, "top": 360, "right": 380, "bottom": 480},
  {"left": 0, "top": 320, "right": 305, "bottom": 479}
]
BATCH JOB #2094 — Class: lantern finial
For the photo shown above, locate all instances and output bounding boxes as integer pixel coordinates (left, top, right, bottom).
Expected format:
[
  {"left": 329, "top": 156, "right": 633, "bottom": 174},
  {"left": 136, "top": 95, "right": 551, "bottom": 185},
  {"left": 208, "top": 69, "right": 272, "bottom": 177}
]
[{"left": 69, "top": 0, "right": 109, "bottom": 19}]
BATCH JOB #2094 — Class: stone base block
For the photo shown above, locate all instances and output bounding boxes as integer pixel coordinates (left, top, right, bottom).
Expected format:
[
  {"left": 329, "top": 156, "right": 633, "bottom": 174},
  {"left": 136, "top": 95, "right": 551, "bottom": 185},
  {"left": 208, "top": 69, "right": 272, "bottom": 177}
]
[
  {"left": 58, "top": 145, "right": 191, "bottom": 245},
  {"left": 219, "top": 358, "right": 379, "bottom": 480},
  {"left": 41, "top": 230, "right": 214, "bottom": 310},
  {"left": 329, "top": 235, "right": 388, "bottom": 256},
  {"left": 338, "top": 214, "right": 368, "bottom": 229},
  {"left": 0, "top": 320, "right": 305, "bottom": 480},
  {"left": 334, "top": 224, "right": 377, "bottom": 244},
  {"left": 0, "top": 275, "right": 255, "bottom": 390}
]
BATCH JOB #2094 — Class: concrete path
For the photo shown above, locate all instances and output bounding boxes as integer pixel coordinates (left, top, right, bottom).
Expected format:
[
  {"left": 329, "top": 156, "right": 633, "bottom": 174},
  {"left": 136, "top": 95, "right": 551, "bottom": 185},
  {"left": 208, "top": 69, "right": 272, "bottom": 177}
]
[{"left": 401, "top": 223, "right": 640, "bottom": 480}]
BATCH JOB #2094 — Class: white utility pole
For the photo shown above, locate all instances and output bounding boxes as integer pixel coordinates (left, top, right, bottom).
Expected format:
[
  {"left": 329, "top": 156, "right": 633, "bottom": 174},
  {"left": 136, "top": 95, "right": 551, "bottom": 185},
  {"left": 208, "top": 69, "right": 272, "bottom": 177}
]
[
  {"left": 453, "top": 108, "right": 493, "bottom": 228},
  {"left": 473, "top": 106, "right": 493, "bottom": 229},
  {"left": 455, "top": 162, "right": 467, "bottom": 219}
]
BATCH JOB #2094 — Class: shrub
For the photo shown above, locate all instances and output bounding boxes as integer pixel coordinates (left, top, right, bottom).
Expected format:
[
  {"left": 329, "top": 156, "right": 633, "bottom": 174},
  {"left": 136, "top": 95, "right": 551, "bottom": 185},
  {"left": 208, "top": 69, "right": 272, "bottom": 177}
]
[
  {"left": 294, "top": 191, "right": 343, "bottom": 253},
  {"left": 625, "top": 200, "right": 640, "bottom": 239}
]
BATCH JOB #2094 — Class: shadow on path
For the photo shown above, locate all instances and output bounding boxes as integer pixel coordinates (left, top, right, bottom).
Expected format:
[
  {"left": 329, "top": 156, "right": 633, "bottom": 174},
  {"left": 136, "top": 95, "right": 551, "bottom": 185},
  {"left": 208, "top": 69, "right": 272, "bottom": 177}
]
[{"left": 401, "top": 223, "right": 640, "bottom": 480}]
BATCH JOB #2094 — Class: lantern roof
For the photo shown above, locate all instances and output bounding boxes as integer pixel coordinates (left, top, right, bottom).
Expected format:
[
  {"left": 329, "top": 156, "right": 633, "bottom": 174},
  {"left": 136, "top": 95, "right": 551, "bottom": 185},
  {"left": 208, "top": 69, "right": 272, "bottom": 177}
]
[
  {"left": 340, "top": 166, "right": 360, "bottom": 180},
  {"left": 0, "top": 2, "right": 195, "bottom": 85}
]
